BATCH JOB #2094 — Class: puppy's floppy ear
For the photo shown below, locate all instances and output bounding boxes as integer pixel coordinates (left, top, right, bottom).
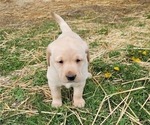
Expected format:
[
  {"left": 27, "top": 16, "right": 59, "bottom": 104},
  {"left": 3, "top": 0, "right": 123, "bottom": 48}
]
[
  {"left": 46, "top": 47, "right": 51, "bottom": 66},
  {"left": 85, "top": 49, "right": 90, "bottom": 62}
]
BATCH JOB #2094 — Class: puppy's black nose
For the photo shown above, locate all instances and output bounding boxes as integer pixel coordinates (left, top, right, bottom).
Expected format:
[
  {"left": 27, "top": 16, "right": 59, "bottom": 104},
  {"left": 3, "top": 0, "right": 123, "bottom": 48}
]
[{"left": 66, "top": 75, "right": 76, "bottom": 81}]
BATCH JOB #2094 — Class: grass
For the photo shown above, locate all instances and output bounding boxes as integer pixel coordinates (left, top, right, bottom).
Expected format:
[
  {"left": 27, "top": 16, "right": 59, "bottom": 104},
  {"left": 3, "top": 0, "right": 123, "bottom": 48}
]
[{"left": 0, "top": 1, "right": 150, "bottom": 125}]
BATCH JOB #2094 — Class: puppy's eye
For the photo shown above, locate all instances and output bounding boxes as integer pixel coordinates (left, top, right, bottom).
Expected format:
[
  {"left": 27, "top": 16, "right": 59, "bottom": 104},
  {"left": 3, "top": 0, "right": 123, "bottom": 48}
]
[
  {"left": 58, "top": 60, "right": 63, "bottom": 64},
  {"left": 76, "top": 59, "right": 81, "bottom": 63}
]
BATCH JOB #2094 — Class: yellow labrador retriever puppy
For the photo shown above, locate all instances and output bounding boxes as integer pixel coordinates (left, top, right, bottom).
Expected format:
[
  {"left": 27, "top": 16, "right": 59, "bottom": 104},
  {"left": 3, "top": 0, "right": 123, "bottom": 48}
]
[{"left": 46, "top": 13, "right": 91, "bottom": 108}]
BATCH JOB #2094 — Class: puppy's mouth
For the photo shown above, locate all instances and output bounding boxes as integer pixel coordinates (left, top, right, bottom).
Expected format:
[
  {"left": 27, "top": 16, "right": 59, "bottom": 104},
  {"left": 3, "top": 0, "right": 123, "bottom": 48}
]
[
  {"left": 66, "top": 80, "right": 76, "bottom": 83},
  {"left": 63, "top": 79, "right": 79, "bottom": 84}
]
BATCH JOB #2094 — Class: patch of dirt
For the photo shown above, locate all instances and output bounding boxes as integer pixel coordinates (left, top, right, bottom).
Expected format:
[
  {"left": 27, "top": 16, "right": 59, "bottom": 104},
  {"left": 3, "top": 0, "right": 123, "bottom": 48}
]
[{"left": 0, "top": 0, "right": 150, "bottom": 28}]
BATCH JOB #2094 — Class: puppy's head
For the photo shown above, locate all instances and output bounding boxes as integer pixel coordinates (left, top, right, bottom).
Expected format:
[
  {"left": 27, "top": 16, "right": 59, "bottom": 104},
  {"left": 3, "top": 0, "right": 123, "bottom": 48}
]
[{"left": 47, "top": 43, "right": 89, "bottom": 83}]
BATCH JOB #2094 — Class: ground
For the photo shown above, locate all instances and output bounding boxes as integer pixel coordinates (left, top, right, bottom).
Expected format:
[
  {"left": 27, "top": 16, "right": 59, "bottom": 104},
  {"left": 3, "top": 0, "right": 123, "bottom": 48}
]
[{"left": 0, "top": 0, "right": 150, "bottom": 125}]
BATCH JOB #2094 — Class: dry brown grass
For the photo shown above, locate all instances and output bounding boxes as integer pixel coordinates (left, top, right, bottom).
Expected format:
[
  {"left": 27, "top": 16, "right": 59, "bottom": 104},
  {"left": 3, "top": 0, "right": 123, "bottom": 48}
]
[{"left": 0, "top": 0, "right": 150, "bottom": 124}]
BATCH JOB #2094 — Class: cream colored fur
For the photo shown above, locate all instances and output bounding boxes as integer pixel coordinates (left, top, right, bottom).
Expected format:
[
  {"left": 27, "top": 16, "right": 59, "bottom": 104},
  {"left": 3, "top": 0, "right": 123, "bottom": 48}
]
[{"left": 46, "top": 13, "right": 91, "bottom": 107}]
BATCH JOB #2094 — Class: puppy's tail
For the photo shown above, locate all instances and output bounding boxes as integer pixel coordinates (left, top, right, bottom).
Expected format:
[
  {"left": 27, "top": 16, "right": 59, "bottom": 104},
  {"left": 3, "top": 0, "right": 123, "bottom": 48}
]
[{"left": 51, "top": 12, "right": 72, "bottom": 33}]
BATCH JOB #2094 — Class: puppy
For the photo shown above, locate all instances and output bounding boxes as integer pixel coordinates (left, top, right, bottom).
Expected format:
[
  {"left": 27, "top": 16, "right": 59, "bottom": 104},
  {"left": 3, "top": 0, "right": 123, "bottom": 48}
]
[{"left": 46, "top": 13, "right": 91, "bottom": 108}]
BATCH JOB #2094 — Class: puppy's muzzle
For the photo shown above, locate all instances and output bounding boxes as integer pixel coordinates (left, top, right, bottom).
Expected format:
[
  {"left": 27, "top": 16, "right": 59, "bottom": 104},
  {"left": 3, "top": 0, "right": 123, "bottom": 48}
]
[{"left": 66, "top": 74, "right": 76, "bottom": 81}]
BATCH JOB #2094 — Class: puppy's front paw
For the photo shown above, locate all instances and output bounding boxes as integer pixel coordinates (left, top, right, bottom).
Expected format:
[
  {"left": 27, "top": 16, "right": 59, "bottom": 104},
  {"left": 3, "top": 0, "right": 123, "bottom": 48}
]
[
  {"left": 73, "top": 98, "right": 85, "bottom": 108},
  {"left": 52, "top": 100, "right": 62, "bottom": 108}
]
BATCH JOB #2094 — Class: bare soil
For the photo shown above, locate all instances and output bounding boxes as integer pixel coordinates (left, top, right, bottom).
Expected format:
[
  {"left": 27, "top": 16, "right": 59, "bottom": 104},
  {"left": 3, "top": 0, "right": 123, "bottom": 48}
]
[{"left": 0, "top": 0, "right": 150, "bottom": 28}]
